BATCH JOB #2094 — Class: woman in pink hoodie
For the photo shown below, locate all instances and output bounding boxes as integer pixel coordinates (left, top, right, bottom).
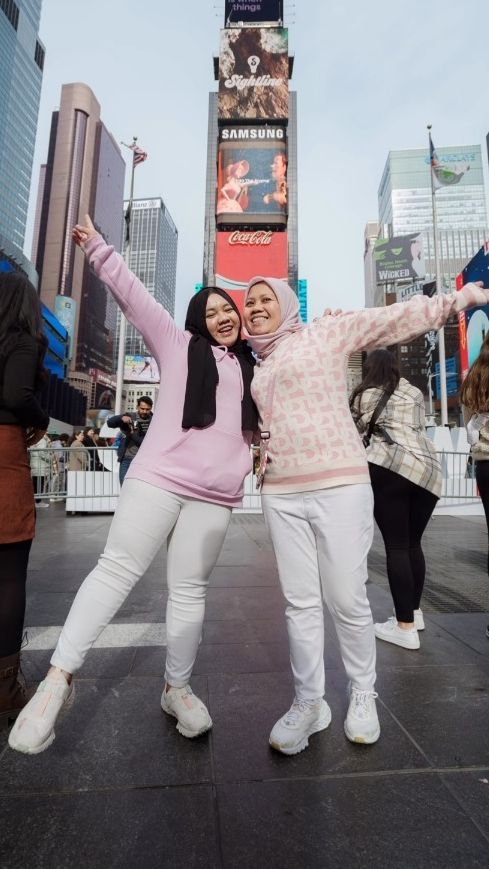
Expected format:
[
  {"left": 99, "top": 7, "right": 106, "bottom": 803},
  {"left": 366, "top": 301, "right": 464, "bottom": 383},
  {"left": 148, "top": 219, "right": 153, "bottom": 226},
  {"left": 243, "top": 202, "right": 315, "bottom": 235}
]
[
  {"left": 9, "top": 216, "right": 257, "bottom": 755},
  {"left": 243, "top": 275, "right": 489, "bottom": 756}
]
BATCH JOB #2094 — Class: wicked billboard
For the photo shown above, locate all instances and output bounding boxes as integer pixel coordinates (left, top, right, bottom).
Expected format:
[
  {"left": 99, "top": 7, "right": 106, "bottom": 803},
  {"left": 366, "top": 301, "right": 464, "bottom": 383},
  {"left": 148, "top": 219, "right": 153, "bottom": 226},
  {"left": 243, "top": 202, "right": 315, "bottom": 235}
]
[
  {"left": 218, "top": 27, "right": 288, "bottom": 121},
  {"left": 374, "top": 233, "right": 425, "bottom": 283},
  {"left": 216, "top": 132, "right": 287, "bottom": 226}
]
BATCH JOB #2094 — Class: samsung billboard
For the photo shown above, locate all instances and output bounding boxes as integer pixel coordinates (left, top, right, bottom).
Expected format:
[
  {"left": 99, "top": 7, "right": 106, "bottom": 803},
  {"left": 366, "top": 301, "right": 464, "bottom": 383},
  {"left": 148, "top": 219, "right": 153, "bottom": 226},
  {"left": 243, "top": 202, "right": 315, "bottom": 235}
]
[
  {"left": 218, "top": 27, "right": 288, "bottom": 121},
  {"left": 217, "top": 131, "right": 287, "bottom": 226},
  {"left": 224, "top": 1, "right": 283, "bottom": 24}
]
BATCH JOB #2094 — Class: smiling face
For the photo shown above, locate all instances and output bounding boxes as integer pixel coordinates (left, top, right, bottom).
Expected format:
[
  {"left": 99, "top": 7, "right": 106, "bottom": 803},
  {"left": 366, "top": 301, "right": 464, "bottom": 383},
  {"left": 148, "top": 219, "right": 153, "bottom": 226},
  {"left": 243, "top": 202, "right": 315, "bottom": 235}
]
[
  {"left": 244, "top": 282, "right": 282, "bottom": 335},
  {"left": 205, "top": 292, "right": 241, "bottom": 347}
]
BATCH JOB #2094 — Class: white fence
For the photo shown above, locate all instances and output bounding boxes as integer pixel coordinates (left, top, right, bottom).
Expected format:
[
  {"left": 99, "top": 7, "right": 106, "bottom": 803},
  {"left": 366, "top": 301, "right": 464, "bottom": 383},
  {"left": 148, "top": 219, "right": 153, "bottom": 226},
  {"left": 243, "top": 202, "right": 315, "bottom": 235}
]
[{"left": 28, "top": 446, "right": 482, "bottom": 515}]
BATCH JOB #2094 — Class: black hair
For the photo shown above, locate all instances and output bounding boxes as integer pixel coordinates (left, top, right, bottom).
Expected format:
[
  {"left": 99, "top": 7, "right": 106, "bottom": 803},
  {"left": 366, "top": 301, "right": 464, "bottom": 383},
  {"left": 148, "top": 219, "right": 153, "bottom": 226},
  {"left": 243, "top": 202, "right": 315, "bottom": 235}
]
[
  {"left": 0, "top": 271, "right": 47, "bottom": 388},
  {"left": 137, "top": 396, "right": 153, "bottom": 407},
  {"left": 350, "top": 349, "right": 400, "bottom": 408}
]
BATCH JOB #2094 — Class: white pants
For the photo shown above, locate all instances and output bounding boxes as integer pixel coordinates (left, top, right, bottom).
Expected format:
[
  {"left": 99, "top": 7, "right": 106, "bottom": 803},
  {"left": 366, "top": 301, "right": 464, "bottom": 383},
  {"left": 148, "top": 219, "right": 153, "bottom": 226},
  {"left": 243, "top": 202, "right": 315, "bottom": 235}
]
[
  {"left": 262, "top": 484, "right": 376, "bottom": 700},
  {"left": 51, "top": 479, "right": 231, "bottom": 685}
]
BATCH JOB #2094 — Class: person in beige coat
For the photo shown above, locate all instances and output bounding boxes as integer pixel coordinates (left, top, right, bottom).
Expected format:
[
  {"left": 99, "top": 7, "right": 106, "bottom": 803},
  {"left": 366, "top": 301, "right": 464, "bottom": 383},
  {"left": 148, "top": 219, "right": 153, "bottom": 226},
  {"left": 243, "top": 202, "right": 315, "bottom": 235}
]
[{"left": 68, "top": 431, "right": 89, "bottom": 471}]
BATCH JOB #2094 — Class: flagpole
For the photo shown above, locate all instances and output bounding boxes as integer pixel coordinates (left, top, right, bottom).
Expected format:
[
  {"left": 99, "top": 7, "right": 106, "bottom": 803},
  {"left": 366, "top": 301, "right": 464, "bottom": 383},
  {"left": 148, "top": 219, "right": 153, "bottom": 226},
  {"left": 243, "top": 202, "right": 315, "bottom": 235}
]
[
  {"left": 114, "top": 137, "right": 138, "bottom": 414},
  {"left": 427, "top": 124, "right": 448, "bottom": 426}
]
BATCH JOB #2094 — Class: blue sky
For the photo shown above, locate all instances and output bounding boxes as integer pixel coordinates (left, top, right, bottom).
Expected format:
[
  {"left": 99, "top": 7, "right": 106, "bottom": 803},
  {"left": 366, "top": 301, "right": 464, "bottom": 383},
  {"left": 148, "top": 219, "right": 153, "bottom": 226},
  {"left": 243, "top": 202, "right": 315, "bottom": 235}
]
[{"left": 27, "top": 0, "right": 489, "bottom": 325}]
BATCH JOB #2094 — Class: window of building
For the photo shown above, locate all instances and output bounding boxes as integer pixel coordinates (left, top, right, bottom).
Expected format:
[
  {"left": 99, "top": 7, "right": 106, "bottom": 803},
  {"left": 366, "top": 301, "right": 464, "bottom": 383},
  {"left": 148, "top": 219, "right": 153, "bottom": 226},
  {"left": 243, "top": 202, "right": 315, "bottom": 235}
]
[{"left": 0, "top": 0, "right": 19, "bottom": 30}]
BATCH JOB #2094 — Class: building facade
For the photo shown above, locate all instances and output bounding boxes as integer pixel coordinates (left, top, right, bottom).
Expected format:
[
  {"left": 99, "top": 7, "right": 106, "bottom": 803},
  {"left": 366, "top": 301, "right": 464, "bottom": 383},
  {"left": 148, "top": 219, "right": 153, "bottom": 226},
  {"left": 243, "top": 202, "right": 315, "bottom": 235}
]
[
  {"left": 202, "top": 11, "right": 297, "bottom": 308},
  {"left": 0, "top": 0, "right": 45, "bottom": 268},
  {"left": 368, "top": 145, "right": 489, "bottom": 408},
  {"left": 34, "top": 82, "right": 125, "bottom": 375},
  {"left": 117, "top": 196, "right": 178, "bottom": 361}
]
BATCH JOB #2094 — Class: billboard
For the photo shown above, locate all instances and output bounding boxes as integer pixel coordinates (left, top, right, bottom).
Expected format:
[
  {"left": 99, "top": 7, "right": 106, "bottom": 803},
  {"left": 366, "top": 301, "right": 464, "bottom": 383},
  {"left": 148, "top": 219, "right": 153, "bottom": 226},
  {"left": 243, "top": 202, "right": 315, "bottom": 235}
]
[
  {"left": 374, "top": 233, "right": 425, "bottom": 283},
  {"left": 217, "top": 130, "right": 287, "bottom": 226},
  {"left": 124, "top": 355, "right": 160, "bottom": 383},
  {"left": 54, "top": 295, "right": 77, "bottom": 360},
  {"left": 89, "top": 369, "right": 117, "bottom": 410},
  {"left": 224, "top": 1, "right": 283, "bottom": 25},
  {"left": 215, "top": 230, "right": 288, "bottom": 312},
  {"left": 218, "top": 28, "right": 288, "bottom": 121},
  {"left": 457, "top": 242, "right": 489, "bottom": 379}
]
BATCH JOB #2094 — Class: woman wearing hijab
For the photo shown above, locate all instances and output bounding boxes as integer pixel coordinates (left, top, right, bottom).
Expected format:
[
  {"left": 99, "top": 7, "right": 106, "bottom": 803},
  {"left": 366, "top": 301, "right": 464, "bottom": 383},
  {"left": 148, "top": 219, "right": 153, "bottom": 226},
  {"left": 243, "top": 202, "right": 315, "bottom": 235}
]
[
  {"left": 9, "top": 216, "right": 257, "bottom": 755},
  {"left": 243, "top": 276, "right": 489, "bottom": 755}
]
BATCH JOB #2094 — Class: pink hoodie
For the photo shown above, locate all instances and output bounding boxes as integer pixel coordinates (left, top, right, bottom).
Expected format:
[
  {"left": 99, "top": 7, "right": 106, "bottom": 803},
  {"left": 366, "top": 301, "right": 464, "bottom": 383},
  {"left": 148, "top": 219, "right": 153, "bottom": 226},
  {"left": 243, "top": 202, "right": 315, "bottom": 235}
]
[{"left": 84, "top": 236, "right": 253, "bottom": 507}]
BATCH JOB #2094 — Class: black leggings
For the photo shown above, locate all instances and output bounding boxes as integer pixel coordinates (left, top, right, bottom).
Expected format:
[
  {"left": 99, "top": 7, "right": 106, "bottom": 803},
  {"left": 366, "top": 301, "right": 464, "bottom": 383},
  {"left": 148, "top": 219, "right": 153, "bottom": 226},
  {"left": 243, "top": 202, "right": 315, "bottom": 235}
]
[
  {"left": 369, "top": 464, "right": 438, "bottom": 623},
  {"left": 0, "top": 539, "right": 32, "bottom": 657},
  {"left": 475, "top": 461, "right": 489, "bottom": 575}
]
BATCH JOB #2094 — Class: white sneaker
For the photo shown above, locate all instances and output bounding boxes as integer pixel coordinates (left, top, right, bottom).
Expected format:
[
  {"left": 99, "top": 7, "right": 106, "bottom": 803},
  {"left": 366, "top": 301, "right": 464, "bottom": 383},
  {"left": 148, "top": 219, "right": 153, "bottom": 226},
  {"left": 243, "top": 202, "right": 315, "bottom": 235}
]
[
  {"left": 392, "top": 608, "right": 425, "bottom": 630},
  {"left": 414, "top": 609, "right": 425, "bottom": 631},
  {"left": 269, "top": 698, "right": 331, "bottom": 755},
  {"left": 161, "top": 685, "right": 212, "bottom": 738},
  {"left": 8, "top": 670, "right": 74, "bottom": 755},
  {"left": 344, "top": 685, "right": 380, "bottom": 745},
  {"left": 375, "top": 617, "right": 420, "bottom": 650}
]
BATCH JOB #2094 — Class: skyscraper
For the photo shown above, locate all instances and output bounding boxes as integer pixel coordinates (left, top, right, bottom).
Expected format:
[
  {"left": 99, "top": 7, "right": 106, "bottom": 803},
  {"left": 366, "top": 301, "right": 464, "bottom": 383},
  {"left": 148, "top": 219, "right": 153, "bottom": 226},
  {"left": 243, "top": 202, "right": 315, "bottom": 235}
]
[
  {"left": 0, "top": 0, "right": 45, "bottom": 281},
  {"left": 118, "top": 197, "right": 178, "bottom": 359},
  {"left": 203, "top": 7, "right": 297, "bottom": 308},
  {"left": 34, "top": 83, "right": 125, "bottom": 374},
  {"left": 368, "top": 144, "right": 488, "bottom": 405}
]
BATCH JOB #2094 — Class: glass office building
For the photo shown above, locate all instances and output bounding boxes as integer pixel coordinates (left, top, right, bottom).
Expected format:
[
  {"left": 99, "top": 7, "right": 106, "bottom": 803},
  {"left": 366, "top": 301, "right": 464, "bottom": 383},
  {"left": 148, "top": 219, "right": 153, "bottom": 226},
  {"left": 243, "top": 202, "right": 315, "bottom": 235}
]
[
  {"left": 0, "top": 0, "right": 44, "bottom": 256},
  {"left": 118, "top": 197, "right": 178, "bottom": 359}
]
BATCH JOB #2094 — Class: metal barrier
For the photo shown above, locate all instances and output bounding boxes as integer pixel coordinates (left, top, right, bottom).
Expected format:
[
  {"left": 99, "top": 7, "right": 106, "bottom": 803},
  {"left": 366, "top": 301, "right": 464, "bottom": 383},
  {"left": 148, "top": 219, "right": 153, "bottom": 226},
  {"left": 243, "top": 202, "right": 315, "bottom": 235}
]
[{"left": 27, "top": 447, "right": 481, "bottom": 514}]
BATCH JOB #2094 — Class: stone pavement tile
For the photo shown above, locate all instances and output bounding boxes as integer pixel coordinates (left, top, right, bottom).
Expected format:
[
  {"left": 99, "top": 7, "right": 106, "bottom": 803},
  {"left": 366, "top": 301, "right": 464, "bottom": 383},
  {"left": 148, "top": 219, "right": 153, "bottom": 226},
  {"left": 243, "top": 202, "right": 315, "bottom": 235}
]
[
  {"left": 374, "top": 618, "right": 486, "bottom": 670},
  {"left": 204, "top": 586, "right": 286, "bottom": 622},
  {"left": 202, "top": 617, "right": 288, "bottom": 645},
  {"left": 24, "top": 589, "right": 168, "bottom": 626},
  {"left": 378, "top": 663, "right": 489, "bottom": 768},
  {"left": 0, "top": 676, "right": 211, "bottom": 794},
  {"left": 0, "top": 785, "right": 218, "bottom": 869},
  {"left": 217, "top": 775, "right": 488, "bottom": 869},
  {"left": 27, "top": 554, "right": 168, "bottom": 592},
  {"left": 131, "top": 641, "right": 292, "bottom": 678},
  {"left": 208, "top": 670, "right": 426, "bottom": 784},
  {"left": 208, "top": 564, "right": 279, "bottom": 587},
  {"left": 428, "top": 613, "right": 489, "bottom": 656},
  {"left": 441, "top": 770, "right": 489, "bottom": 840},
  {"left": 19, "top": 648, "right": 137, "bottom": 681},
  {"left": 24, "top": 592, "right": 83, "bottom": 627},
  {"left": 111, "top": 590, "right": 167, "bottom": 623}
]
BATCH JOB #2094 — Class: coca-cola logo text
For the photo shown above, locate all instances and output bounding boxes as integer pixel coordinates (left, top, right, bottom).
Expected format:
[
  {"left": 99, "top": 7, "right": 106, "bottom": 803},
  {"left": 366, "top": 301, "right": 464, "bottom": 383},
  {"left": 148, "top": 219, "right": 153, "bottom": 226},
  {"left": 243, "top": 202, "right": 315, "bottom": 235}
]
[{"left": 228, "top": 231, "right": 273, "bottom": 246}]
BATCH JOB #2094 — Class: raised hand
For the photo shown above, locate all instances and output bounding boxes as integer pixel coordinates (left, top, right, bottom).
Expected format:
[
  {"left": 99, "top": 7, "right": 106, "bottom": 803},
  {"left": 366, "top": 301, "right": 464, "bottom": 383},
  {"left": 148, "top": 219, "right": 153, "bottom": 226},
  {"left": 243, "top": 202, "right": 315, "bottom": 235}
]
[{"left": 72, "top": 214, "right": 98, "bottom": 248}]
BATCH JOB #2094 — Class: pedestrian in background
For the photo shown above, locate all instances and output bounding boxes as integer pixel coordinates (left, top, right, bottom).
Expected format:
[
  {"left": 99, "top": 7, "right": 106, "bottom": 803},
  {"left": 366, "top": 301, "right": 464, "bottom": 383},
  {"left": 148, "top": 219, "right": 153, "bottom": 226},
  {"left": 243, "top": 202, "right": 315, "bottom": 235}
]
[
  {"left": 460, "top": 332, "right": 489, "bottom": 638},
  {"left": 107, "top": 397, "right": 153, "bottom": 485},
  {"left": 351, "top": 349, "right": 441, "bottom": 650},
  {"left": 29, "top": 432, "right": 52, "bottom": 507},
  {"left": 0, "top": 271, "right": 49, "bottom": 729},
  {"left": 68, "top": 431, "right": 89, "bottom": 471}
]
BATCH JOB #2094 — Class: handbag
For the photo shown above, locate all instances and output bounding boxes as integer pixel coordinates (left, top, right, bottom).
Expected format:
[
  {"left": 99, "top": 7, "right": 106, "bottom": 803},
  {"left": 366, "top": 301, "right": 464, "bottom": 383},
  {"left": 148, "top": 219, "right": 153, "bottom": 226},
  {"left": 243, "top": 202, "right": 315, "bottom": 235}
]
[{"left": 362, "top": 390, "right": 391, "bottom": 448}]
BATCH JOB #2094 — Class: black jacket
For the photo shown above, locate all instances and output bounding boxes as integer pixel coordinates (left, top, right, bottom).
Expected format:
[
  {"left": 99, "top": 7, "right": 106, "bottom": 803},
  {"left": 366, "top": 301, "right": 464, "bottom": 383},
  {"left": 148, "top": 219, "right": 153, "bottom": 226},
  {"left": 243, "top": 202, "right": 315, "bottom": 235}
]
[
  {"left": 107, "top": 412, "right": 152, "bottom": 461},
  {"left": 0, "top": 334, "right": 49, "bottom": 429}
]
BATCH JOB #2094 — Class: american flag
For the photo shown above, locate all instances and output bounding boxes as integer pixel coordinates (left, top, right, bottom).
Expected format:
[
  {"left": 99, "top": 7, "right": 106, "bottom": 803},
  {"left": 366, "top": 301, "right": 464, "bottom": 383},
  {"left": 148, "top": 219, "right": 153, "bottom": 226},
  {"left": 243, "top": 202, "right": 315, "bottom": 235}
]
[{"left": 130, "top": 144, "right": 148, "bottom": 167}]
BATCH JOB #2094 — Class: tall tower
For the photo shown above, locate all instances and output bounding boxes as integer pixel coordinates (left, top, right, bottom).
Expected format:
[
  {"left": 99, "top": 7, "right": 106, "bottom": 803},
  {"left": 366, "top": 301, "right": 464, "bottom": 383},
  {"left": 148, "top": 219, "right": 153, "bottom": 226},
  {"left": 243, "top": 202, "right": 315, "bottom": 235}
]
[
  {"left": 34, "top": 83, "right": 125, "bottom": 374},
  {"left": 0, "top": 0, "right": 45, "bottom": 281},
  {"left": 118, "top": 196, "right": 178, "bottom": 360},
  {"left": 203, "top": 1, "right": 296, "bottom": 310},
  {"left": 371, "top": 145, "right": 488, "bottom": 406}
]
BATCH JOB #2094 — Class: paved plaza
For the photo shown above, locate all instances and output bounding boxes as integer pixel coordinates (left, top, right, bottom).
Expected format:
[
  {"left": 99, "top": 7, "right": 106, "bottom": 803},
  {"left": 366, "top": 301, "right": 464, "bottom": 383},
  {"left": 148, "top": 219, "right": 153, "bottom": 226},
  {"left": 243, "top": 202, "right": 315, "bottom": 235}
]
[{"left": 1, "top": 506, "right": 489, "bottom": 868}]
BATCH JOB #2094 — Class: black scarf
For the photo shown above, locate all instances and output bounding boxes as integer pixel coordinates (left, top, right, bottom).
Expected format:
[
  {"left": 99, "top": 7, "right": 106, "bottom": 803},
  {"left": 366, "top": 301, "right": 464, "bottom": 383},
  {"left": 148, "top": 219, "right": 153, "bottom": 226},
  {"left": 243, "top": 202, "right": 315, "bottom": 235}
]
[{"left": 182, "top": 287, "right": 257, "bottom": 431}]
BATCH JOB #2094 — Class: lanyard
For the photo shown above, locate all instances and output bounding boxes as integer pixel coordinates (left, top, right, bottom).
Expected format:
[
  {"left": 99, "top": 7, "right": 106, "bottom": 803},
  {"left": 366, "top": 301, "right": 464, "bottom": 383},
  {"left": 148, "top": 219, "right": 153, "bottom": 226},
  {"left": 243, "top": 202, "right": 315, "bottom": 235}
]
[{"left": 256, "top": 366, "right": 277, "bottom": 490}]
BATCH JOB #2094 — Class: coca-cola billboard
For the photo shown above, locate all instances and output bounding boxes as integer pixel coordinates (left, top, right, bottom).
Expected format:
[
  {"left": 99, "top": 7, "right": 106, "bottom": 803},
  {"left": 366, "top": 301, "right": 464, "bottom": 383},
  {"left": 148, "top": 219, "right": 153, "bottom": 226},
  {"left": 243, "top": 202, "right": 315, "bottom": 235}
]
[
  {"left": 216, "top": 133, "right": 287, "bottom": 227},
  {"left": 215, "top": 231, "right": 288, "bottom": 312},
  {"left": 218, "top": 28, "right": 288, "bottom": 121}
]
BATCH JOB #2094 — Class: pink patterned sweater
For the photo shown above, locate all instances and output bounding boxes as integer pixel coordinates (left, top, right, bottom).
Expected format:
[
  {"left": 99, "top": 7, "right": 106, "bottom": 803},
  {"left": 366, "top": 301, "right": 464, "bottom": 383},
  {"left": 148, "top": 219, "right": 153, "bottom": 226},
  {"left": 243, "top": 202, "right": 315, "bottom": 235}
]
[{"left": 252, "top": 284, "right": 486, "bottom": 495}]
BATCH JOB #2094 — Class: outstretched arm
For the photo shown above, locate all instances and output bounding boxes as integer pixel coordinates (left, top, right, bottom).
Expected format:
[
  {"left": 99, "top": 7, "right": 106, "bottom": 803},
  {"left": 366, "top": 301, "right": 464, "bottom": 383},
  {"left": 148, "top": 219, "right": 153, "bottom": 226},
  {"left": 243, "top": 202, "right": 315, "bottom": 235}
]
[
  {"left": 73, "top": 216, "right": 186, "bottom": 364},
  {"left": 332, "top": 283, "right": 489, "bottom": 354}
]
